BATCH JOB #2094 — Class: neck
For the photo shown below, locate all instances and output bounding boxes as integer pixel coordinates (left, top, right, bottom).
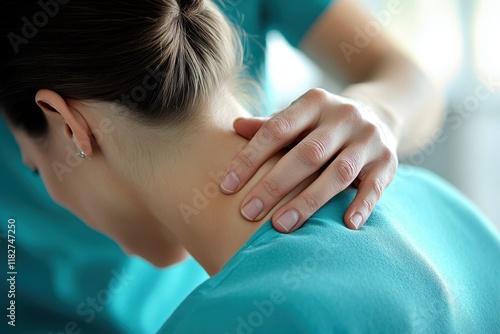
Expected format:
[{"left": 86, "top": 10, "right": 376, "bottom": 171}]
[{"left": 134, "top": 100, "right": 312, "bottom": 275}]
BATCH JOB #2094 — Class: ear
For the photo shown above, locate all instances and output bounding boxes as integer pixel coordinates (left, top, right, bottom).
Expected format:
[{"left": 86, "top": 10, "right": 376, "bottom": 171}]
[{"left": 35, "top": 89, "right": 94, "bottom": 158}]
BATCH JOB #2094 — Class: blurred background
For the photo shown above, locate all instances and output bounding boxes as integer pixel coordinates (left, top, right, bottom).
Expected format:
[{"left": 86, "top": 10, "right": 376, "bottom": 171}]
[{"left": 265, "top": 0, "right": 500, "bottom": 230}]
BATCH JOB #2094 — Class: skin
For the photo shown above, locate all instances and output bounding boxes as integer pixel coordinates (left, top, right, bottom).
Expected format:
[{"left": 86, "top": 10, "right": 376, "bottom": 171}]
[
  {"left": 7, "top": 0, "right": 444, "bottom": 273},
  {"left": 10, "top": 89, "right": 319, "bottom": 275},
  {"left": 220, "top": 0, "right": 444, "bottom": 232}
]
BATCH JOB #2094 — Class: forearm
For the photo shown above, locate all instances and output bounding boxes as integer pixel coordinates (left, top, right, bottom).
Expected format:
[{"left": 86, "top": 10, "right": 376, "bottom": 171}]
[{"left": 341, "top": 53, "right": 445, "bottom": 155}]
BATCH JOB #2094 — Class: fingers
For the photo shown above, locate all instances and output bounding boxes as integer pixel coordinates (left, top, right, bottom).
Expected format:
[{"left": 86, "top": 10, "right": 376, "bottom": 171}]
[
  {"left": 220, "top": 90, "right": 324, "bottom": 195},
  {"left": 238, "top": 127, "right": 347, "bottom": 223},
  {"left": 344, "top": 152, "right": 398, "bottom": 230},
  {"left": 270, "top": 146, "right": 366, "bottom": 233},
  {"left": 270, "top": 142, "right": 397, "bottom": 233},
  {"left": 223, "top": 88, "right": 399, "bottom": 233},
  {"left": 233, "top": 117, "right": 269, "bottom": 140}
]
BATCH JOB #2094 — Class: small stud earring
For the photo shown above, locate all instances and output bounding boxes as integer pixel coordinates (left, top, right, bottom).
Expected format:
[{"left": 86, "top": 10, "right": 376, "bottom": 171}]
[{"left": 76, "top": 151, "right": 86, "bottom": 159}]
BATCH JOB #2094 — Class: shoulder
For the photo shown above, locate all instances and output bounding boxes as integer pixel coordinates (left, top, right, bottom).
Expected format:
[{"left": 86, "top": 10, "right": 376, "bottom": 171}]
[
  {"left": 161, "top": 167, "right": 500, "bottom": 333},
  {"left": 159, "top": 268, "right": 295, "bottom": 333},
  {"left": 389, "top": 165, "right": 495, "bottom": 230},
  {"left": 160, "top": 225, "right": 332, "bottom": 333}
]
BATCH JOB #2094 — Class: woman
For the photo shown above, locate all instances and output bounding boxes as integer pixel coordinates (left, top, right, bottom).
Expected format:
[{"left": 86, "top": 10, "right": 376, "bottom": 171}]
[
  {"left": 1, "top": 0, "right": 498, "bottom": 333},
  {"left": 0, "top": 0, "right": 437, "bottom": 331}
]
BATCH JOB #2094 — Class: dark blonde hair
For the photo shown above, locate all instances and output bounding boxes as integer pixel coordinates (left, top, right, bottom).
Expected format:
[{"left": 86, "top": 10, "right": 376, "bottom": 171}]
[{"left": 0, "top": 0, "right": 245, "bottom": 136}]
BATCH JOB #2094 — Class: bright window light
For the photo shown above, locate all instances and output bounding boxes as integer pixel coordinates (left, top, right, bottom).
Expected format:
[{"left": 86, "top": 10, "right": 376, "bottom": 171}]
[
  {"left": 266, "top": 31, "right": 322, "bottom": 111},
  {"left": 475, "top": 0, "right": 500, "bottom": 81},
  {"left": 384, "top": 1, "right": 463, "bottom": 86}
]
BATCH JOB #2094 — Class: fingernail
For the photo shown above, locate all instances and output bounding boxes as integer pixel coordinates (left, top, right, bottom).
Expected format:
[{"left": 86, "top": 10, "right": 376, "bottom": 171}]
[
  {"left": 221, "top": 171, "right": 240, "bottom": 194},
  {"left": 350, "top": 213, "right": 363, "bottom": 230},
  {"left": 276, "top": 210, "right": 299, "bottom": 232},
  {"left": 241, "top": 198, "right": 264, "bottom": 221}
]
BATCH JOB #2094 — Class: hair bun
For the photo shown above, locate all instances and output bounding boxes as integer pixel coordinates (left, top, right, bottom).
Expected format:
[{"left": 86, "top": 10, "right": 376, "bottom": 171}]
[{"left": 177, "top": 0, "right": 203, "bottom": 15}]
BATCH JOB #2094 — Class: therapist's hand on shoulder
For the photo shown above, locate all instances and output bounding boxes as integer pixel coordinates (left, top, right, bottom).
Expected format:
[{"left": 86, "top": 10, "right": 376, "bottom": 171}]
[
  {"left": 219, "top": 0, "right": 444, "bottom": 232},
  {"left": 220, "top": 90, "right": 398, "bottom": 232}
]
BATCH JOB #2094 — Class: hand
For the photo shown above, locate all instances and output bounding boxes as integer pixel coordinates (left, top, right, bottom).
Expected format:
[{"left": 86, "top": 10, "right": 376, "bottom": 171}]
[{"left": 220, "top": 88, "right": 398, "bottom": 232}]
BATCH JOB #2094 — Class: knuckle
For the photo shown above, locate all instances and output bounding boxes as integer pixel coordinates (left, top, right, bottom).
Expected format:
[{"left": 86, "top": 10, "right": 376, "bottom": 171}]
[
  {"left": 297, "top": 137, "right": 328, "bottom": 168},
  {"left": 238, "top": 147, "right": 258, "bottom": 169},
  {"left": 380, "top": 148, "right": 398, "bottom": 172},
  {"left": 362, "top": 197, "right": 375, "bottom": 212},
  {"left": 336, "top": 158, "right": 357, "bottom": 184},
  {"left": 261, "top": 116, "right": 291, "bottom": 143},
  {"left": 337, "top": 103, "right": 360, "bottom": 122},
  {"left": 369, "top": 178, "right": 384, "bottom": 198},
  {"left": 380, "top": 147, "right": 393, "bottom": 161},
  {"left": 364, "top": 122, "right": 380, "bottom": 139},
  {"left": 305, "top": 88, "right": 329, "bottom": 103},
  {"left": 302, "top": 192, "right": 321, "bottom": 213},
  {"left": 262, "top": 177, "right": 283, "bottom": 199},
  {"left": 357, "top": 167, "right": 368, "bottom": 181},
  {"left": 391, "top": 154, "right": 399, "bottom": 172}
]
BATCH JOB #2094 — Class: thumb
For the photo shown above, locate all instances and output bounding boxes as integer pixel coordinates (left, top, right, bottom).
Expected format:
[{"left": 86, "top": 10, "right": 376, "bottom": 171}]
[{"left": 233, "top": 117, "right": 269, "bottom": 140}]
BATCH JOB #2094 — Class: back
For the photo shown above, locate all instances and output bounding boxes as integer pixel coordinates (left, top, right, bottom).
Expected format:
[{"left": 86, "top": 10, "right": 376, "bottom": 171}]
[{"left": 161, "top": 166, "right": 500, "bottom": 333}]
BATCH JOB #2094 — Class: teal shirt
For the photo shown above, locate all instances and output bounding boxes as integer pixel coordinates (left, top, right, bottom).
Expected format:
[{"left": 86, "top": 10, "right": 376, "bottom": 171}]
[
  {"left": 160, "top": 166, "right": 500, "bottom": 333},
  {"left": 0, "top": 1, "right": 333, "bottom": 333},
  {"left": 0, "top": 116, "right": 208, "bottom": 333},
  {"left": 221, "top": 0, "right": 336, "bottom": 113},
  {"left": 221, "top": 0, "right": 335, "bottom": 80}
]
